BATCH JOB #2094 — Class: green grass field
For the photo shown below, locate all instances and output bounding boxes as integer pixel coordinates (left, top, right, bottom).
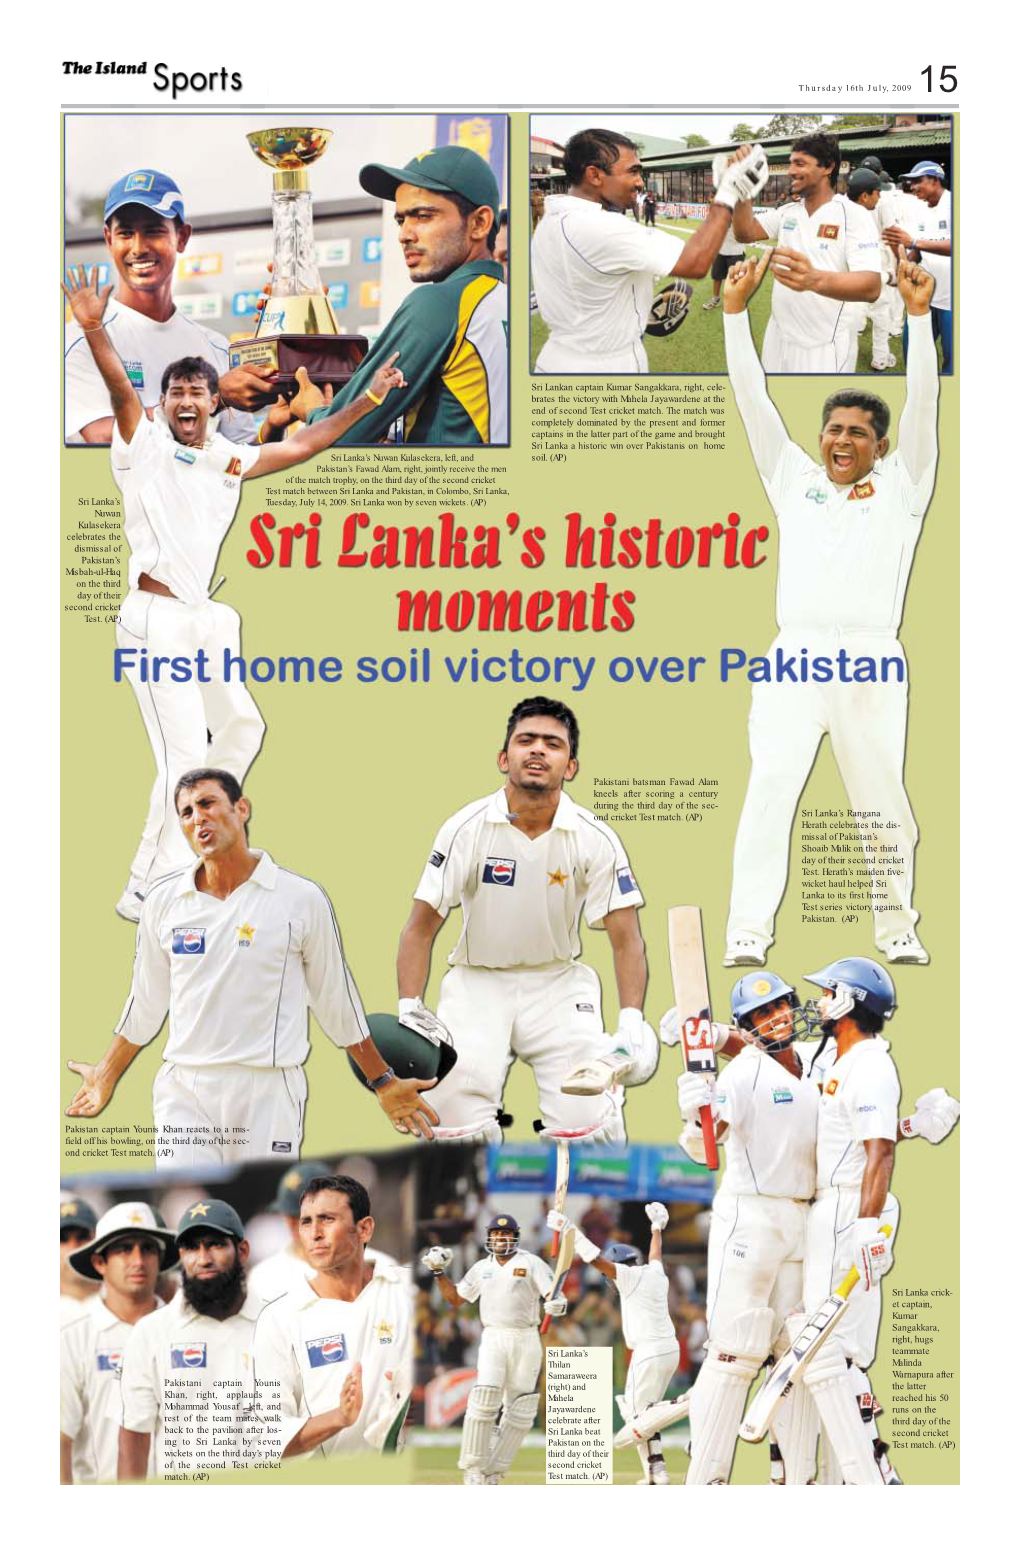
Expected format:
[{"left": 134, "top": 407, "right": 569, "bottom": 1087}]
[
  {"left": 529, "top": 215, "right": 908, "bottom": 377},
  {"left": 411, "top": 1432, "right": 691, "bottom": 1486}
]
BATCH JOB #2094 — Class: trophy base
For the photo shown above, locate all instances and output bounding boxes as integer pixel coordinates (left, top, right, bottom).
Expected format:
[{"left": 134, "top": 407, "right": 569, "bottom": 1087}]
[{"left": 229, "top": 333, "right": 369, "bottom": 397}]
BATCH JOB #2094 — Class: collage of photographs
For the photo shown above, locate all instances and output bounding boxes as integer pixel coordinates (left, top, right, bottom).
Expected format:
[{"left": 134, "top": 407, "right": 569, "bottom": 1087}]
[{"left": 60, "top": 100, "right": 959, "bottom": 1489}]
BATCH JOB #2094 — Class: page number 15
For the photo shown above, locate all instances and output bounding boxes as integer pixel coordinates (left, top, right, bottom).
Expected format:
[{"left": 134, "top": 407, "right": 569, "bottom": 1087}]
[{"left": 922, "top": 65, "right": 957, "bottom": 92}]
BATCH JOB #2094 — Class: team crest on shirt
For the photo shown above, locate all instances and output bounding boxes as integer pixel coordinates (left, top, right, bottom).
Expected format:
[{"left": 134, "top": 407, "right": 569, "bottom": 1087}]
[
  {"left": 97, "top": 1351, "right": 123, "bottom": 1374},
  {"left": 818, "top": 224, "right": 840, "bottom": 240},
  {"left": 825, "top": 1078, "right": 839, "bottom": 1097},
  {"left": 848, "top": 480, "right": 875, "bottom": 501},
  {"left": 171, "top": 1343, "right": 208, "bottom": 1368},
  {"left": 236, "top": 923, "right": 255, "bottom": 948},
  {"left": 225, "top": 457, "right": 243, "bottom": 478},
  {"left": 172, "top": 927, "right": 206, "bottom": 955},
  {"left": 375, "top": 1320, "right": 395, "bottom": 1345},
  {"left": 306, "top": 1334, "right": 349, "bottom": 1367},
  {"left": 548, "top": 868, "right": 568, "bottom": 888},
  {"left": 772, "top": 1088, "right": 793, "bottom": 1104},
  {"left": 513, "top": 1267, "right": 527, "bottom": 1277},
  {"left": 483, "top": 857, "right": 516, "bottom": 886}
]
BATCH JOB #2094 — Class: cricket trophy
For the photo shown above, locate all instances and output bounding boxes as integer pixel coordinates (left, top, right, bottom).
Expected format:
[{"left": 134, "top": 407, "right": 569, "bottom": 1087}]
[{"left": 229, "top": 127, "right": 367, "bottom": 394}]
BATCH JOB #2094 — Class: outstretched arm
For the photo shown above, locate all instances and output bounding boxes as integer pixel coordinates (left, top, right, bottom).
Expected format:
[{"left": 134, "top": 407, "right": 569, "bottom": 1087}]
[
  {"left": 62, "top": 267, "right": 142, "bottom": 442},
  {"left": 896, "top": 260, "right": 939, "bottom": 486},
  {"left": 244, "top": 356, "right": 406, "bottom": 477},
  {"left": 722, "top": 250, "right": 789, "bottom": 482}
]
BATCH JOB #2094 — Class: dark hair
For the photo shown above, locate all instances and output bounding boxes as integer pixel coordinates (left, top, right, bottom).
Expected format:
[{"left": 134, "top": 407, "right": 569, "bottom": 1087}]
[
  {"left": 174, "top": 767, "right": 244, "bottom": 811},
  {"left": 441, "top": 188, "right": 498, "bottom": 252},
  {"left": 503, "top": 697, "right": 580, "bottom": 759},
  {"left": 791, "top": 132, "right": 840, "bottom": 181},
  {"left": 498, "top": 207, "right": 508, "bottom": 231},
  {"left": 821, "top": 389, "right": 890, "bottom": 442},
  {"left": 564, "top": 129, "right": 639, "bottom": 188},
  {"left": 105, "top": 208, "right": 184, "bottom": 236},
  {"left": 852, "top": 1004, "right": 885, "bottom": 1037},
  {"left": 161, "top": 356, "right": 219, "bottom": 396},
  {"left": 300, "top": 1175, "right": 371, "bottom": 1223}
]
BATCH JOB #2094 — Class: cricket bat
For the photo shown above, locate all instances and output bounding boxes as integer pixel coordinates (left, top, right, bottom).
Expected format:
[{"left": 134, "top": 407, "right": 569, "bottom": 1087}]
[
  {"left": 667, "top": 906, "right": 719, "bottom": 1170},
  {"left": 541, "top": 1225, "right": 576, "bottom": 1336},
  {"left": 739, "top": 1225, "right": 894, "bottom": 1442},
  {"left": 539, "top": 1142, "right": 571, "bottom": 1334}
]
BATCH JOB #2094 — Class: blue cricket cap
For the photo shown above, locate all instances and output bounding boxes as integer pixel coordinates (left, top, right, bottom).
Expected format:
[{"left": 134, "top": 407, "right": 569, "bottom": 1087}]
[
  {"left": 904, "top": 161, "right": 946, "bottom": 182},
  {"left": 104, "top": 170, "right": 186, "bottom": 224}
]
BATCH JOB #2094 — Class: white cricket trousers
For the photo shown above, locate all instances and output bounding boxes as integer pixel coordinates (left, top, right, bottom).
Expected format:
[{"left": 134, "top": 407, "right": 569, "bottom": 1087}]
[
  {"left": 116, "top": 589, "right": 265, "bottom": 891},
  {"left": 535, "top": 337, "right": 650, "bottom": 373},
  {"left": 153, "top": 1061, "right": 307, "bottom": 1173},
  {"left": 706, "top": 1192, "right": 809, "bottom": 1343},
  {"left": 621, "top": 1337, "right": 680, "bottom": 1415},
  {"left": 804, "top": 1187, "right": 900, "bottom": 1368},
  {"left": 761, "top": 319, "right": 858, "bottom": 374},
  {"left": 727, "top": 631, "right": 919, "bottom": 951},
  {"left": 476, "top": 1326, "right": 544, "bottom": 1401},
  {"left": 432, "top": 961, "right": 625, "bottom": 1140}
]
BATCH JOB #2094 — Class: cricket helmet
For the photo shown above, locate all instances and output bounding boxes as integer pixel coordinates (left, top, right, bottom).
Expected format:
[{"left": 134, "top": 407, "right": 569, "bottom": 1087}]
[{"left": 804, "top": 957, "right": 896, "bottom": 1023}]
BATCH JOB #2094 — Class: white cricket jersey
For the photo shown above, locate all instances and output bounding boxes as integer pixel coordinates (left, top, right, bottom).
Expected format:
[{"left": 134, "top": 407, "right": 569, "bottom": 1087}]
[
  {"left": 61, "top": 1294, "right": 164, "bottom": 1483},
  {"left": 909, "top": 190, "right": 951, "bottom": 309},
  {"left": 248, "top": 1245, "right": 398, "bottom": 1305},
  {"left": 116, "top": 851, "right": 371, "bottom": 1068},
  {"left": 532, "top": 195, "right": 684, "bottom": 358},
  {"left": 612, "top": 1259, "right": 676, "bottom": 1348},
  {"left": 457, "top": 1250, "right": 554, "bottom": 1329},
  {"left": 414, "top": 789, "right": 643, "bottom": 969},
  {"left": 65, "top": 298, "right": 256, "bottom": 444},
  {"left": 252, "top": 1260, "right": 413, "bottom": 1457},
  {"left": 757, "top": 195, "right": 882, "bottom": 347},
  {"left": 118, "top": 1289, "right": 263, "bottom": 1475},
  {"left": 814, "top": 1036, "right": 900, "bottom": 1191},
  {"left": 715, "top": 1043, "right": 818, "bottom": 1201},
  {"left": 110, "top": 411, "right": 260, "bottom": 605},
  {"left": 724, "top": 309, "right": 939, "bottom": 633},
  {"left": 719, "top": 229, "right": 746, "bottom": 259}
]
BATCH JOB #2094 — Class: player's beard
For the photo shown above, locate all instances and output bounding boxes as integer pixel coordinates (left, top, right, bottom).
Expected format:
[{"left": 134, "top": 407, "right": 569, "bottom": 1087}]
[
  {"left": 405, "top": 225, "right": 472, "bottom": 284},
  {"left": 181, "top": 1256, "right": 246, "bottom": 1314}
]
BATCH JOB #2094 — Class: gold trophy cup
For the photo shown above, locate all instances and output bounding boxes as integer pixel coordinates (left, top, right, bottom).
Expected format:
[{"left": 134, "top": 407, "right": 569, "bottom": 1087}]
[{"left": 229, "top": 127, "right": 367, "bottom": 395}]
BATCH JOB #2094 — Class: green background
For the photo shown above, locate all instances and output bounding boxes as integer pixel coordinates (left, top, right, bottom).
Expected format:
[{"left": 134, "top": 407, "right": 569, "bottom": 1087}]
[{"left": 61, "top": 111, "right": 959, "bottom": 1484}]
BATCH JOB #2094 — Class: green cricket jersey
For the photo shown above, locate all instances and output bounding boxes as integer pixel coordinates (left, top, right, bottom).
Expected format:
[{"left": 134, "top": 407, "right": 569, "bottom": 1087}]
[{"left": 308, "top": 258, "right": 507, "bottom": 445}]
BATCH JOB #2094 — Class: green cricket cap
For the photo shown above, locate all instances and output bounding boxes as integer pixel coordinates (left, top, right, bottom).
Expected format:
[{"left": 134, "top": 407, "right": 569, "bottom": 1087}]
[{"left": 359, "top": 146, "right": 499, "bottom": 218}]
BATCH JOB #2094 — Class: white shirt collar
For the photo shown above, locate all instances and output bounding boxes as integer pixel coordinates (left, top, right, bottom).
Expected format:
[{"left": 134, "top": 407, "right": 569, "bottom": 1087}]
[
  {"left": 485, "top": 788, "right": 579, "bottom": 830},
  {"left": 176, "top": 849, "right": 278, "bottom": 898}
]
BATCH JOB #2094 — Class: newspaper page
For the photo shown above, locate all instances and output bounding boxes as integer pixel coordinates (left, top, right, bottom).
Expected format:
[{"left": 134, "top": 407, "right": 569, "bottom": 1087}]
[{"left": 59, "top": 66, "right": 961, "bottom": 1494}]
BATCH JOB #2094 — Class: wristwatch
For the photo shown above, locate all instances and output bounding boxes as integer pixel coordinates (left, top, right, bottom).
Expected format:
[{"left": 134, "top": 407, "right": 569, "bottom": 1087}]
[{"left": 367, "top": 1068, "right": 396, "bottom": 1092}]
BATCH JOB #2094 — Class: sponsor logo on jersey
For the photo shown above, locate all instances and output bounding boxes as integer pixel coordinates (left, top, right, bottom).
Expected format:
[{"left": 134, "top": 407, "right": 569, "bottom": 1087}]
[
  {"left": 576, "top": 1001, "right": 595, "bottom": 1013},
  {"left": 236, "top": 923, "right": 255, "bottom": 947},
  {"left": 174, "top": 448, "right": 197, "bottom": 465},
  {"left": 806, "top": 487, "right": 828, "bottom": 504},
  {"left": 125, "top": 360, "right": 144, "bottom": 387},
  {"left": 306, "top": 1333, "right": 348, "bottom": 1367},
  {"left": 225, "top": 457, "right": 242, "bottom": 478},
  {"left": 429, "top": 850, "right": 446, "bottom": 868},
  {"left": 848, "top": 479, "right": 875, "bottom": 501},
  {"left": 782, "top": 219, "right": 797, "bottom": 232},
  {"left": 617, "top": 867, "right": 637, "bottom": 894},
  {"left": 483, "top": 857, "right": 516, "bottom": 886},
  {"left": 97, "top": 1351, "right": 123, "bottom": 1373},
  {"left": 513, "top": 1267, "right": 527, "bottom": 1277},
  {"left": 271, "top": 1140, "right": 292, "bottom": 1153},
  {"left": 856, "top": 1103, "right": 877, "bottom": 1113},
  {"left": 818, "top": 223, "right": 840, "bottom": 240},
  {"left": 772, "top": 1087, "right": 794, "bottom": 1104},
  {"left": 938, "top": 219, "right": 948, "bottom": 229},
  {"left": 171, "top": 1343, "right": 207, "bottom": 1368},
  {"left": 825, "top": 1078, "right": 839, "bottom": 1096},
  {"left": 172, "top": 927, "right": 206, "bottom": 955}
]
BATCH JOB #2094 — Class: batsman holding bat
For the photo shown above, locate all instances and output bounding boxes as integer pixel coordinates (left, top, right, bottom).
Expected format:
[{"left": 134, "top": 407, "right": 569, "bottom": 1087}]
[
  {"left": 422, "top": 1215, "right": 560, "bottom": 1486},
  {"left": 664, "top": 959, "right": 959, "bottom": 1483},
  {"left": 546, "top": 1202, "right": 680, "bottom": 1484}
]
